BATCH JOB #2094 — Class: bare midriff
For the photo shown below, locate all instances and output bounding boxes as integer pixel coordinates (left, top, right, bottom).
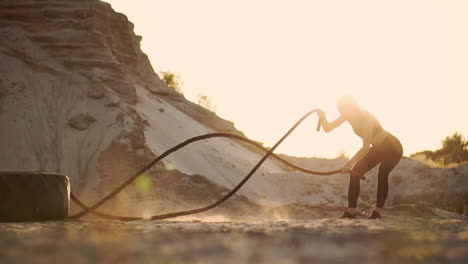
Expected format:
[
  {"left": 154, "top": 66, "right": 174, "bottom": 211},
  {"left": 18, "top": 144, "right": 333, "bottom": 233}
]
[{"left": 371, "top": 128, "right": 389, "bottom": 146}]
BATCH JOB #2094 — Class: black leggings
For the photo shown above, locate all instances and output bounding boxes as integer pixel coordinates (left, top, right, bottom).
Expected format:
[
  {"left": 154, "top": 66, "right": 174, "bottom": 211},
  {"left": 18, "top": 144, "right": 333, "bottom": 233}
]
[{"left": 348, "top": 133, "right": 403, "bottom": 209}]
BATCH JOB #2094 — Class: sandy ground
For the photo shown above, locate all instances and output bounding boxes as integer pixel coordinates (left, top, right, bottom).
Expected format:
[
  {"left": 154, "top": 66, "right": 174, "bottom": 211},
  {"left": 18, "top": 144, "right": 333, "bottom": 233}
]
[{"left": 1, "top": 217, "right": 467, "bottom": 264}]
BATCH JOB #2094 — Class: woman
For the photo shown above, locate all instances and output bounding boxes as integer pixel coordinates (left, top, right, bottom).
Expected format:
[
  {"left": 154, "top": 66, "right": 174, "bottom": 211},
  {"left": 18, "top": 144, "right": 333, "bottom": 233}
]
[{"left": 317, "top": 95, "right": 403, "bottom": 219}]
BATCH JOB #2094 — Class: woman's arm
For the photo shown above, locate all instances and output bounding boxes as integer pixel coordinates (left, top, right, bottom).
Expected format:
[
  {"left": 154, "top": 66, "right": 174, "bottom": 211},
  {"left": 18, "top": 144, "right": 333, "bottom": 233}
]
[
  {"left": 317, "top": 110, "right": 346, "bottom": 133},
  {"left": 342, "top": 120, "right": 373, "bottom": 172}
]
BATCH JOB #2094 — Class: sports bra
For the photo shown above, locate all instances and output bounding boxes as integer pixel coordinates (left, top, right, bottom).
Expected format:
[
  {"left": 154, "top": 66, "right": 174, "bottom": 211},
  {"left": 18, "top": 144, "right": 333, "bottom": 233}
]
[{"left": 348, "top": 110, "right": 383, "bottom": 139}]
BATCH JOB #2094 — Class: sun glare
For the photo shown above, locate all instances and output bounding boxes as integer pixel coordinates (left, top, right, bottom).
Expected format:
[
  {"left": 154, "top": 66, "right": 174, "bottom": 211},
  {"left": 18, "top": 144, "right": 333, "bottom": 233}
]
[{"left": 106, "top": 0, "right": 468, "bottom": 158}]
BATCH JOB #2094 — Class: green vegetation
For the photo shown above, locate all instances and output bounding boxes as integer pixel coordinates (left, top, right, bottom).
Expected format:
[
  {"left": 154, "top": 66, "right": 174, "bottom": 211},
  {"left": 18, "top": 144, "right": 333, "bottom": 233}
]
[
  {"left": 411, "top": 133, "right": 468, "bottom": 166},
  {"left": 197, "top": 94, "right": 216, "bottom": 112},
  {"left": 159, "top": 71, "right": 183, "bottom": 94},
  {"left": 335, "top": 150, "right": 348, "bottom": 160},
  {"left": 159, "top": 72, "right": 216, "bottom": 113}
]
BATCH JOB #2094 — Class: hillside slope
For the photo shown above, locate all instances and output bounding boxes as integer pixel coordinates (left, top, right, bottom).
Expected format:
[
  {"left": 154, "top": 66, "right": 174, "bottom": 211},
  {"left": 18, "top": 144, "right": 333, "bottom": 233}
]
[{"left": 0, "top": 0, "right": 285, "bottom": 206}]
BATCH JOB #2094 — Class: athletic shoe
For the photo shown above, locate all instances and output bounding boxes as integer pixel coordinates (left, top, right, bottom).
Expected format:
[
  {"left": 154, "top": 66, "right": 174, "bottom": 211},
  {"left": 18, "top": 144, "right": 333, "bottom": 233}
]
[
  {"left": 339, "top": 211, "right": 356, "bottom": 219},
  {"left": 368, "top": 211, "right": 381, "bottom": 219}
]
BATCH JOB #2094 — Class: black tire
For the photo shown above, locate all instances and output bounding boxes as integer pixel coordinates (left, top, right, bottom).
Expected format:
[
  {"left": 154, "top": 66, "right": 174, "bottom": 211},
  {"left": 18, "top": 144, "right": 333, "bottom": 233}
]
[{"left": 0, "top": 171, "right": 70, "bottom": 222}]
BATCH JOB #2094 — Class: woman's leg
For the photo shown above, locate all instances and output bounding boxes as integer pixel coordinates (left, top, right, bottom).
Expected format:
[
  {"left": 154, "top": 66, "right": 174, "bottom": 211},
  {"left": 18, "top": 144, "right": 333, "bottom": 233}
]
[
  {"left": 375, "top": 135, "right": 403, "bottom": 210},
  {"left": 347, "top": 147, "right": 382, "bottom": 209},
  {"left": 376, "top": 152, "right": 402, "bottom": 209}
]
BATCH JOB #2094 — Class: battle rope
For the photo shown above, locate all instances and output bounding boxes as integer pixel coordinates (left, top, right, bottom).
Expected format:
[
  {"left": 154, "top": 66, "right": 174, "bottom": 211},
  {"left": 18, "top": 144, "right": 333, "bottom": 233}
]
[{"left": 69, "top": 110, "right": 360, "bottom": 221}]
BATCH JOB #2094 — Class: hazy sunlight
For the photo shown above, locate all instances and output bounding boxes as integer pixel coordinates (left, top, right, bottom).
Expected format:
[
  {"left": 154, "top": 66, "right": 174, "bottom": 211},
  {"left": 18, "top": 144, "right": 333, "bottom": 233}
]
[{"left": 106, "top": 0, "right": 468, "bottom": 158}]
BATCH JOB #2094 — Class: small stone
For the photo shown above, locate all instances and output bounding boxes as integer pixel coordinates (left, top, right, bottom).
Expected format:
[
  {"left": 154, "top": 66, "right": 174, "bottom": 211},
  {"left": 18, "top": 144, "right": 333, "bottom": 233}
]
[
  {"left": 87, "top": 86, "right": 106, "bottom": 99},
  {"left": 68, "top": 113, "right": 96, "bottom": 130}
]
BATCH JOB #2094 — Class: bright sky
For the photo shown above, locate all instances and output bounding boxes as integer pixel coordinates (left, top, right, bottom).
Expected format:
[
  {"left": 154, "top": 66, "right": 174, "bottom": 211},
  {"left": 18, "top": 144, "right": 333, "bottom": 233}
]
[{"left": 106, "top": 0, "right": 468, "bottom": 158}]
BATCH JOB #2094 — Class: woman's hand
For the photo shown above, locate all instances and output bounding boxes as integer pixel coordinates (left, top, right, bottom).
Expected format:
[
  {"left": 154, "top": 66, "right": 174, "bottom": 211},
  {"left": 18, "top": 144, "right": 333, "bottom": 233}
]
[
  {"left": 316, "top": 112, "right": 345, "bottom": 133},
  {"left": 341, "top": 162, "right": 353, "bottom": 174},
  {"left": 316, "top": 109, "right": 325, "bottom": 118}
]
